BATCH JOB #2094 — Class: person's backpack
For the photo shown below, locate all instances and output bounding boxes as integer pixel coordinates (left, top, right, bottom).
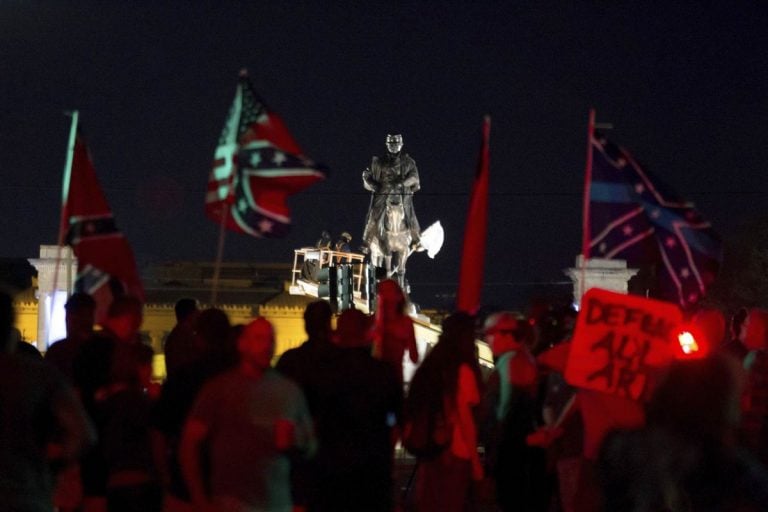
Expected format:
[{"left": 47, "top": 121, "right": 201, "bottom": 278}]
[{"left": 401, "top": 365, "right": 452, "bottom": 459}]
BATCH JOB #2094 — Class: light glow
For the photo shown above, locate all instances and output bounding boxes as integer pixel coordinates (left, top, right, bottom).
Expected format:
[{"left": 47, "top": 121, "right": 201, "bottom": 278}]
[
  {"left": 44, "top": 291, "right": 68, "bottom": 347},
  {"left": 677, "top": 331, "right": 699, "bottom": 355}
]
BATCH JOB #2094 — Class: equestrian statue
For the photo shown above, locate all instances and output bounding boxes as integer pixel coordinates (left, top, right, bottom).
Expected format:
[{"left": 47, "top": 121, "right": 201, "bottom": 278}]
[{"left": 362, "top": 134, "right": 427, "bottom": 292}]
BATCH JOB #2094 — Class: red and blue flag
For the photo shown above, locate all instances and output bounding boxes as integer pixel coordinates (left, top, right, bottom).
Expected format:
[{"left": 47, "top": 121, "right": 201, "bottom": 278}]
[
  {"left": 586, "top": 132, "right": 722, "bottom": 308},
  {"left": 205, "top": 71, "right": 328, "bottom": 237},
  {"left": 63, "top": 129, "right": 144, "bottom": 322}
]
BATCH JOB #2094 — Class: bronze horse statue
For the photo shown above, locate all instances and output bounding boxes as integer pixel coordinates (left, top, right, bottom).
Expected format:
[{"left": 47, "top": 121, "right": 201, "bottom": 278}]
[{"left": 369, "top": 187, "right": 412, "bottom": 291}]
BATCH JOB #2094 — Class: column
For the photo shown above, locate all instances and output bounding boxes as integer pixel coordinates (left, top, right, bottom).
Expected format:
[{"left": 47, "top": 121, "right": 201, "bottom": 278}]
[
  {"left": 565, "top": 255, "right": 639, "bottom": 309},
  {"left": 28, "top": 245, "right": 77, "bottom": 351}
]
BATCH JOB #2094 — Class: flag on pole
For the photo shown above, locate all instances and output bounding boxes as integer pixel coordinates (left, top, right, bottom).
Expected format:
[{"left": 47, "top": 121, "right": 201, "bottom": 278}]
[
  {"left": 456, "top": 116, "right": 491, "bottom": 314},
  {"left": 63, "top": 127, "right": 144, "bottom": 323},
  {"left": 586, "top": 131, "right": 722, "bottom": 307},
  {"left": 205, "top": 70, "right": 328, "bottom": 238}
]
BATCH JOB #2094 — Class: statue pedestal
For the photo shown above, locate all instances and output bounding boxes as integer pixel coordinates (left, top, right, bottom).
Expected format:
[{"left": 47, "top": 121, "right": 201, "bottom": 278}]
[
  {"left": 565, "top": 255, "right": 639, "bottom": 309},
  {"left": 28, "top": 245, "right": 77, "bottom": 351}
]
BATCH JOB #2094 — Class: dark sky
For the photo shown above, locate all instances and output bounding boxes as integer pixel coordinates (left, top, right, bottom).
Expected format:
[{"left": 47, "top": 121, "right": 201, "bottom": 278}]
[{"left": 2, "top": 2, "right": 767, "bottom": 309}]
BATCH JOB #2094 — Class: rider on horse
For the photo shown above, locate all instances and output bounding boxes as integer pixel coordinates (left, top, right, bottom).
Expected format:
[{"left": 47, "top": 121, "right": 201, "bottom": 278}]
[{"left": 361, "top": 134, "right": 422, "bottom": 253}]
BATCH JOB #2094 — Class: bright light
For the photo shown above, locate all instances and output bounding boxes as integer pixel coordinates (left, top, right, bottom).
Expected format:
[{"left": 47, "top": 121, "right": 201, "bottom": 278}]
[
  {"left": 677, "top": 331, "right": 699, "bottom": 355},
  {"left": 44, "top": 291, "right": 68, "bottom": 348}
]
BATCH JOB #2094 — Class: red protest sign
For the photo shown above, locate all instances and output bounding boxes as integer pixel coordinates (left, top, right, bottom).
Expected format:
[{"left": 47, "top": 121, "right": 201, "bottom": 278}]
[{"left": 565, "top": 288, "right": 682, "bottom": 401}]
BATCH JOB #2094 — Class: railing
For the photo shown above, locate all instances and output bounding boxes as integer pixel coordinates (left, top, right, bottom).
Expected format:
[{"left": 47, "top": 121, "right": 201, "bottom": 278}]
[{"left": 291, "top": 248, "right": 367, "bottom": 294}]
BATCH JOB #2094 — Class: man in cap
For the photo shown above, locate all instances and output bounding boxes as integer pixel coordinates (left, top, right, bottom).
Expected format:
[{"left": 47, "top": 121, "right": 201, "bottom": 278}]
[
  {"left": 481, "top": 312, "right": 549, "bottom": 511},
  {"left": 482, "top": 312, "right": 533, "bottom": 421}
]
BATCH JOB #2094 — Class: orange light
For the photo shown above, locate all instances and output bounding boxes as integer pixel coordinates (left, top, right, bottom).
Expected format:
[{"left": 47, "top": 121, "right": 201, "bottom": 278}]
[{"left": 677, "top": 331, "right": 699, "bottom": 355}]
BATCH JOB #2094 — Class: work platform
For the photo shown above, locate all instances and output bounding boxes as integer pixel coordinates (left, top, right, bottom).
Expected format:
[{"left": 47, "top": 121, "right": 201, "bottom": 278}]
[
  {"left": 289, "top": 247, "right": 371, "bottom": 309},
  {"left": 289, "top": 247, "right": 493, "bottom": 371}
]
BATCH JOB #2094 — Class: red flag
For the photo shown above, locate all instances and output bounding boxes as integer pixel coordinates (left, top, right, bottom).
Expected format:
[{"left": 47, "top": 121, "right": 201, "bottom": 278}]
[
  {"left": 62, "top": 127, "right": 144, "bottom": 323},
  {"left": 205, "top": 70, "right": 328, "bottom": 237},
  {"left": 456, "top": 116, "right": 491, "bottom": 313}
]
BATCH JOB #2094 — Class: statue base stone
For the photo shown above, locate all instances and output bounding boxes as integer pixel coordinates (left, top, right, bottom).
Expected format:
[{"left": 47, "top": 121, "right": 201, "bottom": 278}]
[{"left": 565, "top": 255, "right": 639, "bottom": 309}]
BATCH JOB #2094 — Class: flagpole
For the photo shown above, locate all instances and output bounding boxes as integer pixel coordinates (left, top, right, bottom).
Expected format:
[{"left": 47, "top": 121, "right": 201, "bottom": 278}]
[
  {"left": 59, "top": 111, "right": 79, "bottom": 246},
  {"left": 61, "top": 111, "right": 78, "bottom": 295},
  {"left": 54, "top": 111, "right": 79, "bottom": 285},
  {"left": 580, "top": 108, "right": 596, "bottom": 302},
  {"left": 48, "top": 111, "right": 79, "bottom": 348},
  {"left": 210, "top": 204, "right": 228, "bottom": 305},
  {"left": 209, "top": 72, "right": 245, "bottom": 306}
]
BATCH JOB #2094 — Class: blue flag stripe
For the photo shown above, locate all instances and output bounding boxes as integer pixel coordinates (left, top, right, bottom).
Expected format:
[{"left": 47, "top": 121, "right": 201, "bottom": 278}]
[{"left": 588, "top": 132, "right": 722, "bottom": 307}]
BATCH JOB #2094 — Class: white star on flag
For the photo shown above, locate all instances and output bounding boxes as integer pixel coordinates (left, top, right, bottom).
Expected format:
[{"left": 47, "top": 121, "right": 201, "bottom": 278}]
[
  {"left": 249, "top": 152, "right": 261, "bottom": 167},
  {"left": 258, "top": 219, "right": 274, "bottom": 233},
  {"left": 665, "top": 237, "right": 676, "bottom": 248},
  {"left": 622, "top": 224, "right": 634, "bottom": 236},
  {"left": 238, "top": 198, "right": 248, "bottom": 211},
  {"left": 634, "top": 183, "right": 645, "bottom": 194},
  {"left": 680, "top": 268, "right": 690, "bottom": 278},
  {"left": 272, "top": 151, "right": 286, "bottom": 166}
]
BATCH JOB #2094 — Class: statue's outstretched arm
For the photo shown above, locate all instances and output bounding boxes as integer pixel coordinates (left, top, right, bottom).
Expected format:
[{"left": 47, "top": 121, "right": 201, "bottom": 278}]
[
  {"left": 402, "top": 175, "right": 419, "bottom": 192},
  {"left": 363, "top": 167, "right": 379, "bottom": 192},
  {"left": 402, "top": 161, "right": 420, "bottom": 192}
]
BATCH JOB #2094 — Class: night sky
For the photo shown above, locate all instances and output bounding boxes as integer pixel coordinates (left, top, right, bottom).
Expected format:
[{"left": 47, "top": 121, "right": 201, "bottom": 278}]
[{"left": 2, "top": 2, "right": 767, "bottom": 309}]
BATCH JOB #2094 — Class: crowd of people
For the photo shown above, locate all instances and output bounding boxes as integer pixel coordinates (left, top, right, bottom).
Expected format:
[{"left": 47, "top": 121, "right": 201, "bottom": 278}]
[{"left": 2, "top": 281, "right": 768, "bottom": 511}]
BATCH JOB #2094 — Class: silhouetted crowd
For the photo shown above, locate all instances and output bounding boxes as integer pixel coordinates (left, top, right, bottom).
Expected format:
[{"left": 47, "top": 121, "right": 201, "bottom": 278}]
[{"left": 2, "top": 282, "right": 768, "bottom": 511}]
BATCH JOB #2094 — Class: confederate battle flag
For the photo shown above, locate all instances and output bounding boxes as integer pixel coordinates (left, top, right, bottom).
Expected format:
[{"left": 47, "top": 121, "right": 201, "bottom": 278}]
[
  {"left": 62, "top": 125, "right": 144, "bottom": 323},
  {"left": 585, "top": 131, "right": 722, "bottom": 308},
  {"left": 205, "top": 70, "right": 328, "bottom": 238}
]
